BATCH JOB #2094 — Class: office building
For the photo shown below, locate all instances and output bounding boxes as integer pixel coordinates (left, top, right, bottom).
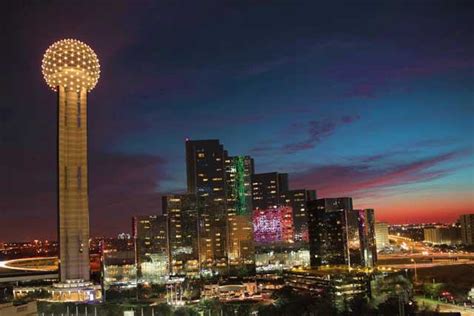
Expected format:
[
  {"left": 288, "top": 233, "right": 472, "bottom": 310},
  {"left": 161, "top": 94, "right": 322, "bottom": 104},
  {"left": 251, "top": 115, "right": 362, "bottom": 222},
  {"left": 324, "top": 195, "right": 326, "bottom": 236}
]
[
  {"left": 307, "top": 199, "right": 376, "bottom": 268},
  {"left": 353, "top": 209, "right": 377, "bottom": 267},
  {"left": 251, "top": 172, "right": 288, "bottom": 210},
  {"left": 186, "top": 139, "right": 227, "bottom": 200},
  {"left": 133, "top": 215, "right": 169, "bottom": 283},
  {"left": 163, "top": 194, "right": 200, "bottom": 275},
  {"left": 281, "top": 189, "right": 317, "bottom": 241},
  {"left": 225, "top": 156, "right": 255, "bottom": 271},
  {"left": 459, "top": 214, "right": 474, "bottom": 245},
  {"left": 42, "top": 39, "right": 100, "bottom": 286},
  {"left": 198, "top": 198, "right": 228, "bottom": 273},
  {"left": 374, "top": 222, "right": 389, "bottom": 251},
  {"left": 307, "top": 198, "right": 353, "bottom": 267}
]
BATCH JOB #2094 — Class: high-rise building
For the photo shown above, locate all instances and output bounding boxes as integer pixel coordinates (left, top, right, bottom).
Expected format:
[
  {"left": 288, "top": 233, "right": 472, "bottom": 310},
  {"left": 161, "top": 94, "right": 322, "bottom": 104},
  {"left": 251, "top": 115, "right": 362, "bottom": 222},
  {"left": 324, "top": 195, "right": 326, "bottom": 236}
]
[
  {"left": 354, "top": 209, "right": 377, "bottom": 268},
  {"left": 374, "top": 222, "right": 389, "bottom": 250},
  {"left": 42, "top": 39, "right": 100, "bottom": 283},
  {"left": 225, "top": 156, "right": 255, "bottom": 271},
  {"left": 251, "top": 172, "right": 288, "bottom": 210},
  {"left": 163, "top": 194, "right": 200, "bottom": 275},
  {"left": 186, "top": 139, "right": 227, "bottom": 200},
  {"left": 280, "top": 189, "right": 317, "bottom": 242},
  {"left": 459, "top": 214, "right": 474, "bottom": 245},
  {"left": 133, "top": 215, "right": 169, "bottom": 283},
  {"left": 307, "top": 198, "right": 353, "bottom": 267},
  {"left": 198, "top": 198, "right": 228, "bottom": 273}
]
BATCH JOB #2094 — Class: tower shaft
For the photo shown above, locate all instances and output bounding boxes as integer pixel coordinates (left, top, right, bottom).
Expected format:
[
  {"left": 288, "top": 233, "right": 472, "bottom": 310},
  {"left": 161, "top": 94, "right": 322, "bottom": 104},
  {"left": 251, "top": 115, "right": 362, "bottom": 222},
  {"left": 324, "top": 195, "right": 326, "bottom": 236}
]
[{"left": 57, "top": 86, "right": 90, "bottom": 281}]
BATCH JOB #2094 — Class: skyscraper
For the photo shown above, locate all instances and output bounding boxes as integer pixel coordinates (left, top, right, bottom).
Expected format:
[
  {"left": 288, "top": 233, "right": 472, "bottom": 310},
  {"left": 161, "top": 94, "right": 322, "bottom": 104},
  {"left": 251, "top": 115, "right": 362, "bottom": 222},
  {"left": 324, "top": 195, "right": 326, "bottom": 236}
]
[
  {"left": 42, "top": 39, "right": 100, "bottom": 282},
  {"left": 307, "top": 198, "right": 353, "bottom": 267},
  {"left": 280, "top": 189, "right": 317, "bottom": 242},
  {"left": 225, "top": 156, "right": 255, "bottom": 270},
  {"left": 186, "top": 139, "right": 227, "bottom": 200},
  {"left": 251, "top": 172, "right": 288, "bottom": 210},
  {"left": 163, "top": 194, "right": 200, "bottom": 275},
  {"left": 459, "top": 214, "right": 474, "bottom": 245}
]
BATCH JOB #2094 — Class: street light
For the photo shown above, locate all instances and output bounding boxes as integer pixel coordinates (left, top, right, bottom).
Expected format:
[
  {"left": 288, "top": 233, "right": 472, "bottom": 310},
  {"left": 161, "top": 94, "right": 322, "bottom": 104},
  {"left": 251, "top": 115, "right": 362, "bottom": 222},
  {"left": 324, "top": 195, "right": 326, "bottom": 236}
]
[{"left": 410, "top": 258, "right": 417, "bottom": 282}]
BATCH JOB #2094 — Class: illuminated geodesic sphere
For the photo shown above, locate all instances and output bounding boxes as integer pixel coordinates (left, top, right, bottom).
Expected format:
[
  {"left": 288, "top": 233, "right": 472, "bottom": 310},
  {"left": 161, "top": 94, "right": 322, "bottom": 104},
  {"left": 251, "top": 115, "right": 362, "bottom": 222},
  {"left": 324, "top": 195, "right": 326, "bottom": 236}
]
[{"left": 41, "top": 39, "right": 100, "bottom": 92}]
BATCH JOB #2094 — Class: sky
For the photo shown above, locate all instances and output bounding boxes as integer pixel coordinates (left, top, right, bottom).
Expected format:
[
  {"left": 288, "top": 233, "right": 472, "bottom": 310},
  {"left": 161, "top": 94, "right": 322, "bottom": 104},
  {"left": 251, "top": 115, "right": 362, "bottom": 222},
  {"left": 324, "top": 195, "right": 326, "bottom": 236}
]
[{"left": 1, "top": 1, "right": 473, "bottom": 241}]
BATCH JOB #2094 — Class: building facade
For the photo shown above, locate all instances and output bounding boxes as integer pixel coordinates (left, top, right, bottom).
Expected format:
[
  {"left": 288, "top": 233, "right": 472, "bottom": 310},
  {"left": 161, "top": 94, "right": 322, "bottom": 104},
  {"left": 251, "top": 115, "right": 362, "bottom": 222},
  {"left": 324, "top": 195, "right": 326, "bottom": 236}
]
[
  {"left": 459, "top": 214, "right": 474, "bottom": 245},
  {"left": 225, "top": 156, "right": 255, "bottom": 271},
  {"left": 133, "top": 215, "right": 169, "bottom": 283},
  {"left": 280, "top": 189, "right": 317, "bottom": 242},
  {"left": 251, "top": 172, "right": 288, "bottom": 210},
  {"left": 423, "top": 226, "right": 462, "bottom": 245},
  {"left": 163, "top": 194, "right": 200, "bottom": 275},
  {"left": 374, "top": 222, "right": 389, "bottom": 251}
]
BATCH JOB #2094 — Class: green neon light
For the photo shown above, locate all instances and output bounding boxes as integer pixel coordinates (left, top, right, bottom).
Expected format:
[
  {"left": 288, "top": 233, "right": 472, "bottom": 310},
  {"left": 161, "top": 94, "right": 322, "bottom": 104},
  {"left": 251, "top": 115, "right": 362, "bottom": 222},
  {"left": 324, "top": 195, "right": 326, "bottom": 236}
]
[{"left": 233, "top": 156, "right": 249, "bottom": 215}]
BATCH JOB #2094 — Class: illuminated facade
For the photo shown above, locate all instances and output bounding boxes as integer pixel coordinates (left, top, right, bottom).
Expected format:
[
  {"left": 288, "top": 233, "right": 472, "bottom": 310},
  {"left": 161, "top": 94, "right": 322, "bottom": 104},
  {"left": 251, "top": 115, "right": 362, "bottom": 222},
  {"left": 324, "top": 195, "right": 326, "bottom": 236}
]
[
  {"left": 281, "top": 189, "right": 317, "bottom": 242},
  {"left": 374, "top": 222, "right": 389, "bottom": 250},
  {"left": 133, "top": 215, "right": 169, "bottom": 283},
  {"left": 225, "top": 156, "right": 255, "bottom": 270},
  {"left": 42, "top": 39, "right": 100, "bottom": 283},
  {"left": 353, "top": 209, "right": 377, "bottom": 267},
  {"left": 253, "top": 206, "right": 294, "bottom": 244},
  {"left": 198, "top": 198, "right": 228, "bottom": 273},
  {"left": 163, "top": 194, "right": 200, "bottom": 275}
]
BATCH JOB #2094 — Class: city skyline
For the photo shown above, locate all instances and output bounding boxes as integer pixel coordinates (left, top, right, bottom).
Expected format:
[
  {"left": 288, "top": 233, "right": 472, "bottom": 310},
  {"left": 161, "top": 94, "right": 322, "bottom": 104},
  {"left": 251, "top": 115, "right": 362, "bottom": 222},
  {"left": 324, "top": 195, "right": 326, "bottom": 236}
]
[{"left": 1, "top": 1, "right": 473, "bottom": 240}]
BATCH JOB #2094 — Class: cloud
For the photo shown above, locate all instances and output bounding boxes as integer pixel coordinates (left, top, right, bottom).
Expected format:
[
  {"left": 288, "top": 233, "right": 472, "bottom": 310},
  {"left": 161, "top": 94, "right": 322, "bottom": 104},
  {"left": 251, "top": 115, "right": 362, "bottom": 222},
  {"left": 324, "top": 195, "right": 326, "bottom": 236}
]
[
  {"left": 0, "top": 148, "right": 167, "bottom": 240},
  {"left": 291, "top": 148, "right": 471, "bottom": 199},
  {"left": 283, "top": 114, "right": 360, "bottom": 153}
]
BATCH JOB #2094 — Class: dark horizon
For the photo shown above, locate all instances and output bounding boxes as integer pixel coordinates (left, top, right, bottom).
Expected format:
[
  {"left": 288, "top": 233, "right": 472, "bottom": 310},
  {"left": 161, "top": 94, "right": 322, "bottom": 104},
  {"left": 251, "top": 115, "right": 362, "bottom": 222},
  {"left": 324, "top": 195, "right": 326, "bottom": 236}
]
[{"left": 1, "top": 1, "right": 473, "bottom": 241}]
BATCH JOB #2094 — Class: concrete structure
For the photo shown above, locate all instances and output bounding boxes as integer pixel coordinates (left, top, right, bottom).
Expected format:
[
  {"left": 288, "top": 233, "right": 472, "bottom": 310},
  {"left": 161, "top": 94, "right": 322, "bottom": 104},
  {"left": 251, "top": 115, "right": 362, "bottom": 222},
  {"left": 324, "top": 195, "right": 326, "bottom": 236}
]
[
  {"left": 0, "top": 302, "right": 37, "bottom": 316},
  {"left": 42, "top": 39, "right": 100, "bottom": 283},
  {"left": 375, "top": 222, "right": 389, "bottom": 251},
  {"left": 459, "top": 214, "right": 474, "bottom": 245}
]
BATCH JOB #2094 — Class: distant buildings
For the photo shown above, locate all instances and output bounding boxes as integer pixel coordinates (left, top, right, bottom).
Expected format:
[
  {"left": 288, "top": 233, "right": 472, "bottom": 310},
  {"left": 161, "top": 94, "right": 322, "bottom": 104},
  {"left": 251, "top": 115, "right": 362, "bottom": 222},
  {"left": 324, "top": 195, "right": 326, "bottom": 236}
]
[
  {"left": 374, "top": 222, "right": 389, "bottom": 250},
  {"left": 130, "top": 139, "right": 381, "bottom": 280},
  {"left": 423, "top": 226, "right": 461, "bottom": 245},
  {"left": 459, "top": 214, "right": 474, "bottom": 245},
  {"left": 307, "top": 198, "right": 376, "bottom": 268}
]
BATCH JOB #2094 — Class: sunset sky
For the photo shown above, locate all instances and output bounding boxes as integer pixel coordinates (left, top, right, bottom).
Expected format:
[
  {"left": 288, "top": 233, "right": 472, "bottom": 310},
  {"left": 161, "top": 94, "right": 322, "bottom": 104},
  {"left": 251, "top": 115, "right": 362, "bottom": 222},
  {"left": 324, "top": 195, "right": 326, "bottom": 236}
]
[{"left": 1, "top": 1, "right": 473, "bottom": 240}]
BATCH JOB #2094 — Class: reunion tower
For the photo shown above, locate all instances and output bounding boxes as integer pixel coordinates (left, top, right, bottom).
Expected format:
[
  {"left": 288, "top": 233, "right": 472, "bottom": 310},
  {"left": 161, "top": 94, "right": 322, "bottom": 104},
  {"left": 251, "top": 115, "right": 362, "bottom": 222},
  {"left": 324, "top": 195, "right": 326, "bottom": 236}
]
[{"left": 42, "top": 39, "right": 100, "bottom": 283}]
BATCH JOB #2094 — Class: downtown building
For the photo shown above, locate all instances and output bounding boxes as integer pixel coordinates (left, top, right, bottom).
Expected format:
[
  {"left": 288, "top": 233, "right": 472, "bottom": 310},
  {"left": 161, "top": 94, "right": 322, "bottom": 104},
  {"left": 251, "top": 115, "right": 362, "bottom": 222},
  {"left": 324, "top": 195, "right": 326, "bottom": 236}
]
[
  {"left": 132, "top": 215, "right": 169, "bottom": 283},
  {"left": 307, "top": 198, "right": 377, "bottom": 268},
  {"left": 459, "top": 214, "right": 474, "bottom": 245},
  {"left": 374, "top": 222, "right": 389, "bottom": 251}
]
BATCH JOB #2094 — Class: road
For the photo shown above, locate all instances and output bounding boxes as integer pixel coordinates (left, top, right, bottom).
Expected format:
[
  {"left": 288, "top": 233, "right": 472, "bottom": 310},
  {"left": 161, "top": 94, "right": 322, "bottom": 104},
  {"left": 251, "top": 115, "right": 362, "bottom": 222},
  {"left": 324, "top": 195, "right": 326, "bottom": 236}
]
[{"left": 416, "top": 296, "right": 474, "bottom": 316}]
